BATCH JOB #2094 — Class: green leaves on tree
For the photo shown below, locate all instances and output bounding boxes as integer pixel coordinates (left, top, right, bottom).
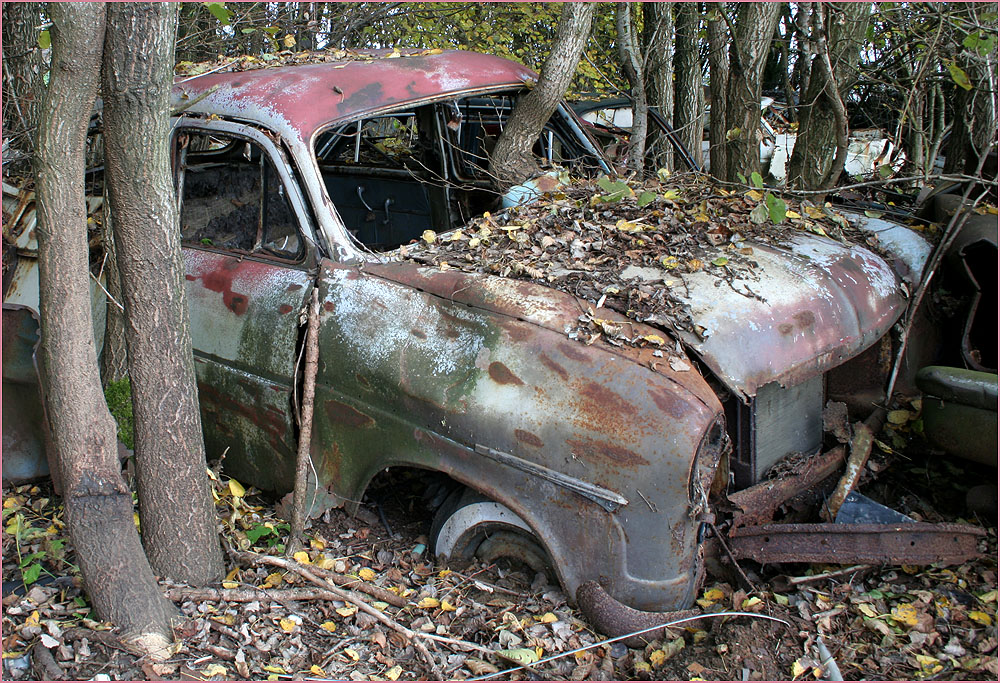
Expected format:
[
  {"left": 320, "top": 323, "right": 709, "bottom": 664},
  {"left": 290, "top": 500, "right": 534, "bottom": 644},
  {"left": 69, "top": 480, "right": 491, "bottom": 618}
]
[
  {"left": 945, "top": 60, "right": 973, "bottom": 91},
  {"left": 205, "top": 2, "right": 231, "bottom": 27}
]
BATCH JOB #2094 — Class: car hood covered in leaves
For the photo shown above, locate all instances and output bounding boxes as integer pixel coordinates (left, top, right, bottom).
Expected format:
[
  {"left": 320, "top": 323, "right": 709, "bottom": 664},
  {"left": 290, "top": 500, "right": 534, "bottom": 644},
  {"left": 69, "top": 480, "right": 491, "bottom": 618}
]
[{"left": 406, "top": 176, "right": 916, "bottom": 400}]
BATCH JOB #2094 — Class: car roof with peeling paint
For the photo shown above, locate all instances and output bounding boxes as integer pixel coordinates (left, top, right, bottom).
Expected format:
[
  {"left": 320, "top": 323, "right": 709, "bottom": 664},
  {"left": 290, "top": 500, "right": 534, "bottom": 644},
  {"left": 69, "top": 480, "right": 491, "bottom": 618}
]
[{"left": 171, "top": 49, "right": 536, "bottom": 142}]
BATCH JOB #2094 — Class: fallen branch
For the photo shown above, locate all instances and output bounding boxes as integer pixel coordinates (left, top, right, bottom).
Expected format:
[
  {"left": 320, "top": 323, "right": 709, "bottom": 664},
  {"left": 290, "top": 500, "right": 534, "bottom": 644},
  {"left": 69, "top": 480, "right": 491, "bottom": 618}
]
[
  {"left": 232, "top": 550, "right": 444, "bottom": 679},
  {"left": 289, "top": 286, "right": 322, "bottom": 553},
  {"left": 771, "top": 564, "right": 872, "bottom": 592},
  {"left": 821, "top": 410, "right": 885, "bottom": 521},
  {"left": 165, "top": 586, "right": 384, "bottom": 604}
]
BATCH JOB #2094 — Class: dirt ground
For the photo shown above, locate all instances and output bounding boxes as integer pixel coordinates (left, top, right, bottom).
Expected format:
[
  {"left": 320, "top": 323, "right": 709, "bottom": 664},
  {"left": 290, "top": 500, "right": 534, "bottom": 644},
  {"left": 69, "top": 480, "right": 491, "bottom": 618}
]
[{"left": 2, "top": 440, "right": 996, "bottom": 682}]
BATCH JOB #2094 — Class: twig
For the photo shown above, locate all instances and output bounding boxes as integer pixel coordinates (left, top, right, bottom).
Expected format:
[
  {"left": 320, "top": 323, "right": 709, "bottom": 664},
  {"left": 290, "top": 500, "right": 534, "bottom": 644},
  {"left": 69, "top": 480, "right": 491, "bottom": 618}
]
[
  {"left": 469, "top": 611, "right": 792, "bottom": 681},
  {"left": 821, "top": 409, "right": 884, "bottom": 522},
  {"left": 710, "top": 521, "right": 757, "bottom": 592},
  {"left": 775, "top": 564, "right": 871, "bottom": 590},
  {"left": 289, "top": 287, "right": 321, "bottom": 552},
  {"left": 232, "top": 550, "right": 445, "bottom": 679},
  {"left": 170, "top": 83, "right": 221, "bottom": 115}
]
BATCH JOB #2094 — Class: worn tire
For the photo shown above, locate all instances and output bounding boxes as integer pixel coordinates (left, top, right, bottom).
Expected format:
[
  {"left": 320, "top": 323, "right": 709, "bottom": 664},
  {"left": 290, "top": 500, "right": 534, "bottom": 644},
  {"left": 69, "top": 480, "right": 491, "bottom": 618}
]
[{"left": 429, "top": 488, "right": 551, "bottom": 575}]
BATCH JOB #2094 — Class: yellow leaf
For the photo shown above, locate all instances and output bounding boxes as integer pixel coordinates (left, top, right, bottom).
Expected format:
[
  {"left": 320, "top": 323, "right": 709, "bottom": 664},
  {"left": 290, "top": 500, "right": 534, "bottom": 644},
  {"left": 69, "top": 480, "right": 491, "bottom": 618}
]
[
  {"left": 426, "top": 48, "right": 444, "bottom": 55},
  {"left": 791, "top": 659, "right": 807, "bottom": 679},
  {"left": 741, "top": 596, "right": 762, "bottom": 609},
  {"left": 687, "top": 258, "right": 703, "bottom": 271},
  {"left": 661, "top": 255, "right": 678, "bottom": 269},
  {"left": 315, "top": 555, "right": 336, "bottom": 570},
  {"left": 469, "top": 237, "right": 481, "bottom": 248},
  {"left": 2, "top": 497, "right": 19, "bottom": 509},
  {"left": 373, "top": 602, "right": 389, "bottom": 611},
  {"left": 279, "top": 618, "right": 297, "bottom": 633},
  {"left": 228, "top": 479, "right": 245, "bottom": 497},
  {"left": 887, "top": 409, "right": 912, "bottom": 425},
  {"left": 225, "top": 567, "right": 240, "bottom": 581},
  {"left": 914, "top": 653, "right": 942, "bottom": 671},
  {"left": 359, "top": 567, "right": 377, "bottom": 582},
  {"left": 310, "top": 665, "right": 326, "bottom": 676},
  {"left": 438, "top": 569, "right": 452, "bottom": 578},
  {"left": 857, "top": 603, "right": 878, "bottom": 618},
  {"left": 134, "top": 511, "right": 141, "bottom": 529},
  {"left": 385, "top": 665, "right": 403, "bottom": 680},
  {"left": 536, "top": 612, "right": 558, "bottom": 623},
  {"left": 262, "top": 665, "right": 287, "bottom": 674},
  {"left": 25, "top": 611, "right": 40, "bottom": 627},
  {"left": 634, "top": 661, "right": 652, "bottom": 674},
  {"left": 282, "top": 34, "right": 295, "bottom": 48},
  {"left": 421, "top": 230, "right": 436, "bottom": 243},
  {"left": 496, "top": 648, "right": 539, "bottom": 666},
  {"left": 267, "top": 676, "right": 279, "bottom": 681},
  {"left": 978, "top": 590, "right": 997, "bottom": 603},
  {"left": 650, "top": 649, "right": 666, "bottom": 668},
  {"left": 891, "top": 602, "right": 919, "bottom": 627},
  {"left": 968, "top": 611, "right": 992, "bottom": 626},
  {"left": 344, "top": 648, "right": 360, "bottom": 662},
  {"left": 320, "top": 621, "right": 338, "bottom": 633},
  {"left": 263, "top": 572, "right": 283, "bottom": 588},
  {"left": 293, "top": 551, "right": 311, "bottom": 564},
  {"left": 804, "top": 206, "right": 825, "bottom": 219},
  {"left": 441, "top": 600, "right": 457, "bottom": 612},
  {"left": 449, "top": 230, "right": 464, "bottom": 242},
  {"left": 694, "top": 213, "right": 710, "bottom": 222},
  {"left": 702, "top": 588, "right": 725, "bottom": 603},
  {"left": 643, "top": 334, "right": 666, "bottom": 346},
  {"left": 201, "top": 663, "right": 227, "bottom": 677},
  {"left": 211, "top": 614, "right": 236, "bottom": 626},
  {"left": 417, "top": 597, "right": 440, "bottom": 609},
  {"left": 785, "top": 210, "right": 802, "bottom": 219},
  {"left": 745, "top": 190, "right": 764, "bottom": 202},
  {"left": 310, "top": 537, "right": 326, "bottom": 550},
  {"left": 336, "top": 605, "right": 358, "bottom": 618}
]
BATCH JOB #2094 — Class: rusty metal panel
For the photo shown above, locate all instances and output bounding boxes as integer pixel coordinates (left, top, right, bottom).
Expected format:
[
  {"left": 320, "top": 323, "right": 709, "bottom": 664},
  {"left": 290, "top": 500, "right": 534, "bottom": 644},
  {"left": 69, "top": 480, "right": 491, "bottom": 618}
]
[
  {"left": 675, "top": 234, "right": 906, "bottom": 399},
  {"left": 171, "top": 50, "right": 535, "bottom": 145},
  {"left": 728, "top": 522, "right": 985, "bottom": 565},
  {"left": 2, "top": 304, "right": 50, "bottom": 484},
  {"left": 307, "top": 259, "right": 725, "bottom": 611}
]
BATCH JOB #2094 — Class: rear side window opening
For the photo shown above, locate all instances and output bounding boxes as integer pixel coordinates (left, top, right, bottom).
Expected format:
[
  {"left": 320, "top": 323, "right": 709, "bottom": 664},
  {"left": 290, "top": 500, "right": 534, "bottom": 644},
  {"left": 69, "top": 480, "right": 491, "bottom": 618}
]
[{"left": 313, "top": 90, "right": 607, "bottom": 253}]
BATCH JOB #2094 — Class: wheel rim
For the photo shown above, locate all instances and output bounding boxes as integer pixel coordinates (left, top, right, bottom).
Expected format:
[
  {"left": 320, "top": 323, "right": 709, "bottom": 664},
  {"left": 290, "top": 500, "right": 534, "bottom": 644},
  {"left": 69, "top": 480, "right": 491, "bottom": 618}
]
[{"left": 434, "top": 500, "right": 550, "bottom": 573}]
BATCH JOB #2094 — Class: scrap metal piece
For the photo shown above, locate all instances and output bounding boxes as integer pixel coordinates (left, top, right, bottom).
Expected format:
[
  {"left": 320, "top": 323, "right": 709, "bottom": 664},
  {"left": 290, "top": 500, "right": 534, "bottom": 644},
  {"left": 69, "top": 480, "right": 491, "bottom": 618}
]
[
  {"left": 728, "top": 522, "right": 985, "bottom": 566},
  {"left": 729, "top": 446, "right": 845, "bottom": 528},
  {"left": 835, "top": 491, "right": 915, "bottom": 525}
]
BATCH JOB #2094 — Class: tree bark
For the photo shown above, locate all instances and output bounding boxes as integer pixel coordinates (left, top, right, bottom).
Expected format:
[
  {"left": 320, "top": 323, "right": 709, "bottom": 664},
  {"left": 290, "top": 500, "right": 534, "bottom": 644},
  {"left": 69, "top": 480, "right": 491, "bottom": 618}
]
[
  {"left": 99, "top": 191, "right": 129, "bottom": 386},
  {"left": 706, "top": 4, "right": 730, "bottom": 177},
  {"left": 2, "top": 2, "right": 45, "bottom": 178},
  {"left": 34, "top": 1, "right": 174, "bottom": 652},
  {"left": 674, "top": 4, "right": 704, "bottom": 169},
  {"left": 722, "top": 3, "right": 782, "bottom": 183},
  {"left": 786, "top": 2, "right": 872, "bottom": 190},
  {"left": 642, "top": 2, "right": 673, "bottom": 171},
  {"left": 101, "top": 2, "right": 223, "bottom": 586},
  {"left": 617, "top": 2, "right": 647, "bottom": 174},
  {"left": 488, "top": 2, "right": 595, "bottom": 189}
]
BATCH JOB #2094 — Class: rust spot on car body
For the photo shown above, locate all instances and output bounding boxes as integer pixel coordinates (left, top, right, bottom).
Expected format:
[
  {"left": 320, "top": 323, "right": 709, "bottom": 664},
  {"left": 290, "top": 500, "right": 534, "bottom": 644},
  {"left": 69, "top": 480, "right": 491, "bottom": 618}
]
[
  {"left": 559, "top": 342, "right": 589, "bottom": 363},
  {"left": 189, "top": 268, "right": 249, "bottom": 315},
  {"left": 411, "top": 328, "right": 427, "bottom": 340},
  {"left": 279, "top": 304, "right": 293, "bottom": 314},
  {"left": 325, "top": 399, "right": 375, "bottom": 429},
  {"left": 647, "top": 386, "right": 687, "bottom": 419},
  {"left": 566, "top": 437, "right": 648, "bottom": 468},
  {"left": 515, "top": 429, "right": 544, "bottom": 448},
  {"left": 287, "top": 283, "right": 303, "bottom": 291},
  {"left": 794, "top": 310, "right": 816, "bottom": 329},
  {"left": 539, "top": 353, "right": 569, "bottom": 381},
  {"left": 323, "top": 301, "right": 334, "bottom": 312},
  {"left": 488, "top": 361, "right": 524, "bottom": 386}
]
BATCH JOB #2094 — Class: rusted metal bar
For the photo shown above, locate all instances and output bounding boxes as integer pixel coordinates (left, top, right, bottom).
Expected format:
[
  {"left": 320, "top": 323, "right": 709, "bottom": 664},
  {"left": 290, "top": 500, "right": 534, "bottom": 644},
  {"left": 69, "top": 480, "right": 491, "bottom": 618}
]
[
  {"left": 729, "top": 446, "right": 846, "bottom": 528},
  {"left": 821, "top": 409, "right": 886, "bottom": 521},
  {"left": 728, "top": 522, "right": 985, "bottom": 566}
]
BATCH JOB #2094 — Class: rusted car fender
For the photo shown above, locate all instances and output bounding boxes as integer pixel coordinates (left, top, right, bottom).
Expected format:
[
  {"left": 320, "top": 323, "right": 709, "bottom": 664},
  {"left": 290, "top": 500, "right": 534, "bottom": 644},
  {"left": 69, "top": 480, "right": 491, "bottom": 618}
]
[{"left": 309, "top": 259, "right": 726, "bottom": 612}]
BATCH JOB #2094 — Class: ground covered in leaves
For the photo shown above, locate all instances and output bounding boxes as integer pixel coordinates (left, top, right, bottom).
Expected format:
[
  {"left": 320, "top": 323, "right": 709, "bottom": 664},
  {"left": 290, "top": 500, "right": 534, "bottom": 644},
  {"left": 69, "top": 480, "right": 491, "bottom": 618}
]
[{"left": 2, "top": 434, "right": 996, "bottom": 682}]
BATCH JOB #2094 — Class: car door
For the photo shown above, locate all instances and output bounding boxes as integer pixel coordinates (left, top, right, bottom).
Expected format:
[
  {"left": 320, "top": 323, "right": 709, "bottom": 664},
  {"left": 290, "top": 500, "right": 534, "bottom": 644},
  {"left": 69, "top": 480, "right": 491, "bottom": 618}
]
[{"left": 175, "top": 121, "right": 315, "bottom": 492}]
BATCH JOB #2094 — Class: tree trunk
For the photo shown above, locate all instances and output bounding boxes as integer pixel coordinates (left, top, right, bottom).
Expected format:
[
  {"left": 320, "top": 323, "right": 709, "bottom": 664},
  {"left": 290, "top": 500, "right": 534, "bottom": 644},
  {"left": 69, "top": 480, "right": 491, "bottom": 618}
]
[
  {"left": 706, "top": 4, "right": 730, "bottom": 176},
  {"left": 489, "top": 2, "right": 595, "bottom": 189},
  {"left": 34, "top": 1, "right": 174, "bottom": 653},
  {"left": 2, "top": 2, "right": 45, "bottom": 178},
  {"left": 674, "top": 3, "right": 703, "bottom": 169},
  {"left": 101, "top": 2, "right": 223, "bottom": 586},
  {"left": 723, "top": 3, "right": 782, "bottom": 183},
  {"left": 642, "top": 2, "right": 673, "bottom": 171},
  {"left": 786, "top": 2, "right": 871, "bottom": 190},
  {"left": 617, "top": 2, "right": 647, "bottom": 174},
  {"left": 99, "top": 190, "right": 129, "bottom": 386}
]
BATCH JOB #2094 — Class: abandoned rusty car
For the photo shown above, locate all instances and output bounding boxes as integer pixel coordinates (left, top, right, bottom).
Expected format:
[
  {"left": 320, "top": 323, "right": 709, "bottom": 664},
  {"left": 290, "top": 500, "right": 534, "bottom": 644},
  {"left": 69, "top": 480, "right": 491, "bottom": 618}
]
[{"left": 1, "top": 49, "right": 985, "bottom": 633}]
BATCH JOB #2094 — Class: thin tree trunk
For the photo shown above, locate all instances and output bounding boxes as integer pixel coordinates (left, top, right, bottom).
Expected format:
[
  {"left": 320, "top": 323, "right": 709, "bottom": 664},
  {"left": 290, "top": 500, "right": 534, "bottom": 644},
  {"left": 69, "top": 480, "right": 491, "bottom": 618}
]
[
  {"left": 707, "top": 4, "right": 730, "bottom": 176},
  {"left": 102, "top": 2, "right": 223, "bottom": 586},
  {"left": 2, "top": 2, "right": 45, "bottom": 178},
  {"left": 642, "top": 2, "right": 673, "bottom": 171},
  {"left": 723, "top": 3, "right": 782, "bottom": 183},
  {"left": 99, "top": 191, "right": 128, "bottom": 386},
  {"left": 674, "top": 3, "right": 703, "bottom": 169},
  {"left": 489, "top": 2, "right": 595, "bottom": 189},
  {"left": 34, "top": 1, "right": 174, "bottom": 652},
  {"left": 617, "top": 2, "right": 647, "bottom": 174},
  {"left": 786, "top": 2, "right": 871, "bottom": 190}
]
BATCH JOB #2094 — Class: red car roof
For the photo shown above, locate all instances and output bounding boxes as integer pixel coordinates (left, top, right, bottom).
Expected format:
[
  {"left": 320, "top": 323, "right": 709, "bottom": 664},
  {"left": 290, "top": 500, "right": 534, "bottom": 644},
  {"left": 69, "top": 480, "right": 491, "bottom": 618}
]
[{"left": 171, "top": 49, "right": 536, "bottom": 142}]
